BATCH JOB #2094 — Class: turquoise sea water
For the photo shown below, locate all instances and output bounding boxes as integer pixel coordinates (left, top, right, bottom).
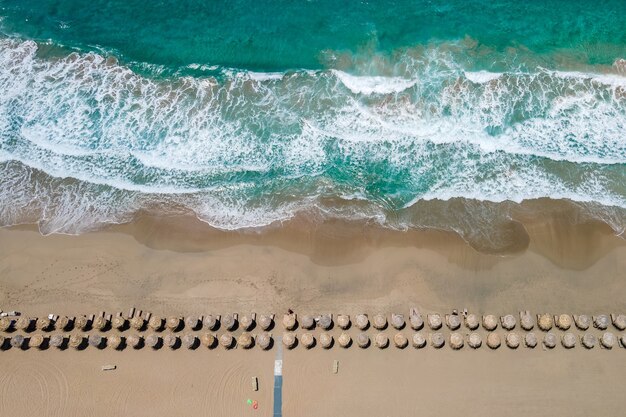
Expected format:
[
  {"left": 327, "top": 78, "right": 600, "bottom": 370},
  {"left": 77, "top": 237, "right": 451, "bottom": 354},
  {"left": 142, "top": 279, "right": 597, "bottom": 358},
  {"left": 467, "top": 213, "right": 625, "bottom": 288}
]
[{"left": 1, "top": 0, "right": 625, "bottom": 245}]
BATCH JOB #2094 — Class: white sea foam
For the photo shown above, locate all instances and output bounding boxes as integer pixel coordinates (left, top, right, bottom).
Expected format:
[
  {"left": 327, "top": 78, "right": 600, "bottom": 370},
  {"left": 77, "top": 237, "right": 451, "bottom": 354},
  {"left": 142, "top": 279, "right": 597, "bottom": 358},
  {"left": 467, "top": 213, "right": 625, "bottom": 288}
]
[
  {"left": 464, "top": 70, "right": 503, "bottom": 83},
  {"left": 333, "top": 70, "right": 418, "bottom": 94}
]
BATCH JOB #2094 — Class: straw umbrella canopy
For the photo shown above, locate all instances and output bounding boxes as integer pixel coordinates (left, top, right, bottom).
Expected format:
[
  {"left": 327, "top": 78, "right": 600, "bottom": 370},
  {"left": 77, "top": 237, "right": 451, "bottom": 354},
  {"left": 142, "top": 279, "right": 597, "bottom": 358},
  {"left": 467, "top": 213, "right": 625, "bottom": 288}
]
[
  {"left": 375, "top": 333, "right": 389, "bottom": 349},
  {"left": 282, "top": 333, "right": 297, "bottom": 349},
  {"left": 390, "top": 314, "right": 404, "bottom": 330},
  {"left": 182, "top": 334, "right": 198, "bottom": 349},
  {"left": 356, "top": 333, "right": 369, "bottom": 348},
  {"left": 10, "top": 334, "right": 25, "bottom": 349},
  {"left": 29, "top": 334, "right": 45, "bottom": 349},
  {"left": 258, "top": 315, "right": 273, "bottom": 330},
  {"left": 130, "top": 316, "right": 145, "bottom": 331},
  {"left": 393, "top": 333, "right": 408, "bottom": 349},
  {"left": 50, "top": 334, "right": 65, "bottom": 349},
  {"left": 465, "top": 314, "right": 479, "bottom": 330},
  {"left": 355, "top": 314, "right": 369, "bottom": 330},
  {"left": 612, "top": 314, "right": 626, "bottom": 330},
  {"left": 319, "top": 333, "right": 333, "bottom": 349},
  {"left": 412, "top": 333, "right": 427, "bottom": 348},
  {"left": 620, "top": 334, "right": 626, "bottom": 348},
  {"left": 55, "top": 316, "right": 70, "bottom": 331},
  {"left": 239, "top": 315, "right": 255, "bottom": 331},
  {"left": 482, "top": 315, "right": 497, "bottom": 331},
  {"left": 373, "top": 314, "right": 387, "bottom": 330},
  {"left": 446, "top": 314, "right": 461, "bottom": 330},
  {"left": 238, "top": 333, "right": 253, "bottom": 349},
  {"left": 185, "top": 316, "right": 200, "bottom": 331},
  {"left": 300, "top": 333, "right": 315, "bottom": 349},
  {"left": 0, "top": 317, "right": 13, "bottom": 332},
  {"left": 145, "top": 334, "right": 160, "bottom": 349},
  {"left": 542, "top": 332, "right": 556, "bottom": 349},
  {"left": 593, "top": 315, "right": 609, "bottom": 330},
  {"left": 16, "top": 316, "right": 32, "bottom": 332},
  {"left": 337, "top": 315, "right": 351, "bottom": 330},
  {"left": 164, "top": 334, "right": 179, "bottom": 349},
  {"left": 282, "top": 314, "right": 297, "bottom": 330},
  {"left": 93, "top": 316, "right": 108, "bottom": 331},
  {"left": 300, "top": 315, "right": 315, "bottom": 330},
  {"left": 112, "top": 316, "right": 127, "bottom": 331},
  {"left": 556, "top": 314, "right": 572, "bottom": 330},
  {"left": 486, "top": 333, "right": 501, "bottom": 349},
  {"left": 427, "top": 314, "right": 442, "bottom": 330},
  {"left": 501, "top": 315, "right": 516, "bottom": 330},
  {"left": 200, "top": 333, "right": 216, "bottom": 348},
  {"left": 574, "top": 315, "right": 591, "bottom": 330},
  {"left": 256, "top": 333, "right": 272, "bottom": 350},
  {"left": 409, "top": 312, "right": 424, "bottom": 330},
  {"left": 338, "top": 332, "right": 351, "bottom": 348},
  {"left": 0, "top": 335, "right": 5, "bottom": 348},
  {"left": 519, "top": 311, "right": 534, "bottom": 330},
  {"left": 88, "top": 334, "right": 104, "bottom": 349},
  {"left": 561, "top": 333, "right": 576, "bottom": 349},
  {"left": 505, "top": 332, "right": 520, "bottom": 349},
  {"left": 318, "top": 314, "right": 333, "bottom": 330},
  {"left": 75, "top": 316, "right": 89, "bottom": 331},
  {"left": 166, "top": 317, "right": 182, "bottom": 331},
  {"left": 431, "top": 332, "right": 445, "bottom": 349},
  {"left": 69, "top": 334, "right": 84, "bottom": 349},
  {"left": 581, "top": 333, "right": 596, "bottom": 349},
  {"left": 537, "top": 314, "right": 553, "bottom": 331},
  {"left": 467, "top": 333, "right": 482, "bottom": 349},
  {"left": 147, "top": 316, "right": 162, "bottom": 331},
  {"left": 127, "top": 334, "right": 142, "bottom": 349},
  {"left": 219, "top": 334, "right": 235, "bottom": 349},
  {"left": 449, "top": 333, "right": 463, "bottom": 350},
  {"left": 524, "top": 332, "right": 537, "bottom": 348},
  {"left": 600, "top": 332, "right": 616, "bottom": 349},
  {"left": 36, "top": 317, "right": 52, "bottom": 332},
  {"left": 203, "top": 315, "right": 219, "bottom": 331},
  {"left": 108, "top": 335, "right": 123, "bottom": 350}
]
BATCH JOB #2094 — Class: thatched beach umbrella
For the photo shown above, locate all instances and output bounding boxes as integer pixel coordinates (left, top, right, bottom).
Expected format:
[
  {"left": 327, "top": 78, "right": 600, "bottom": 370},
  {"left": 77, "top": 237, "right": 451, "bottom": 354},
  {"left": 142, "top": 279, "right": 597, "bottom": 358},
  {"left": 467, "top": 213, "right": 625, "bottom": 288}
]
[
  {"left": 542, "top": 332, "right": 556, "bottom": 349},
  {"left": 107, "top": 334, "right": 122, "bottom": 350},
  {"left": 256, "top": 333, "right": 272, "bottom": 350},
  {"left": 200, "top": 333, "right": 216, "bottom": 348},
  {"left": 393, "top": 333, "right": 408, "bottom": 349},
  {"left": 238, "top": 333, "right": 253, "bottom": 349},
  {"left": 319, "top": 333, "right": 333, "bottom": 349},
  {"left": 574, "top": 314, "right": 590, "bottom": 330},
  {"left": 555, "top": 314, "right": 572, "bottom": 330},
  {"left": 355, "top": 314, "right": 369, "bottom": 330},
  {"left": 338, "top": 332, "right": 351, "bottom": 348},
  {"left": 239, "top": 315, "right": 255, "bottom": 331},
  {"left": 611, "top": 314, "right": 626, "bottom": 330},
  {"left": 375, "top": 333, "right": 389, "bottom": 349},
  {"left": 412, "top": 333, "right": 427, "bottom": 348},
  {"left": 561, "top": 333, "right": 576, "bottom": 349},
  {"left": 300, "top": 333, "right": 315, "bottom": 349},
  {"left": 449, "top": 333, "right": 463, "bottom": 350},
  {"left": 127, "top": 334, "right": 143, "bottom": 349},
  {"left": 430, "top": 333, "right": 445, "bottom": 349},
  {"left": 50, "top": 334, "right": 65, "bottom": 349},
  {"left": 581, "top": 333, "right": 596, "bottom": 349},
  {"left": 391, "top": 314, "right": 405, "bottom": 330},
  {"left": 465, "top": 314, "right": 479, "bottom": 330},
  {"left": 258, "top": 315, "right": 273, "bottom": 331},
  {"left": 600, "top": 332, "right": 616, "bottom": 349},
  {"left": 164, "top": 334, "right": 179, "bottom": 349},
  {"left": 501, "top": 315, "right": 516, "bottom": 330},
  {"left": 300, "top": 315, "right": 315, "bottom": 330},
  {"left": 519, "top": 311, "right": 534, "bottom": 330},
  {"left": 29, "top": 334, "right": 45, "bottom": 349},
  {"left": 427, "top": 314, "right": 442, "bottom": 330},
  {"left": 145, "top": 334, "right": 160, "bottom": 349},
  {"left": 409, "top": 312, "right": 424, "bottom": 330},
  {"left": 88, "top": 334, "right": 104, "bottom": 349},
  {"left": 506, "top": 332, "right": 520, "bottom": 349},
  {"left": 185, "top": 316, "right": 200, "bottom": 331},
  {"left": 10, "top": 334, "right": 25, "bottom": 349},
  {"left": 75, "top": 316, "right": 89, "bottom": 331},
  {"left": 446, "top": 314, "right": 461, "bottom": 330},
  {"left": 373, "top": 314, "right": 387, "bottom": 330},
  {"left": 219, "top": 334, "right": 235, "bottom": 349},
  {"left": 282, "top": 314, "right": 297, "bottom": 330},
  {"left": 620, "top": 334, "right": 626, "bottom": 348},
  {"left": 112, "top": 316, "right": 127, "bottom": 331},
  {"left": 130, "top": 316, "right": 145, "bottom": 331},
  {"left": 166, "top": 317, "right": 182, "bottom": 331},
  {"left": 482, "top": 315, "right": 497, "bottom": 331},
  {"left": 0, "top": 317, "right": 13, "bottom": 332},
  {"left": 55, "top": 316, "right": 70, "bottom": 331},
  {"left": 537, "top": 314, "right": 553, "bottom": 331},
  {"left": 337, "top": 315, "right": 351, "bottom": 330},
  {"left": 524, "top": 332, "right": 537, "bottom": 348},
  {"left": 203, "top": 315, "right": 219, "bottom": 331},
  {"left": 318, "top": 314, "right": 333, "bottom": 330},
  {"left": 147, "top": 316, "right": 162, "bottom": 331},
  {"left": 593, "top": 315, "right": 609, "bottom": 330},
  {"left": 182, "top": 334, "right": 198, "bottom": 349},
  {"left": 486, "top": 333, "right": 501, "bottom": 349},
  {"left": 36, "top": 317, "right": 52, "bottom": 332},
  {"left": 0, "top": 335, "right": 5, "bottom": 348},
  {"left": 69, "top": 334, "right": 84, "bottom": 349},
  {"left": 282, "top": 333, "right": 297, "bottom": 349},
  {"left": 468, "top": 333, "right": 482, "bottom": 349},
  {"left": 16, "top": 316, "right": 32, "bottom": 332},
  {"left": 356, "top": 333, "right": 369, "bottom": 348},
  {"left": 93, "top": 316, "right": 108, "bottom": 331}
]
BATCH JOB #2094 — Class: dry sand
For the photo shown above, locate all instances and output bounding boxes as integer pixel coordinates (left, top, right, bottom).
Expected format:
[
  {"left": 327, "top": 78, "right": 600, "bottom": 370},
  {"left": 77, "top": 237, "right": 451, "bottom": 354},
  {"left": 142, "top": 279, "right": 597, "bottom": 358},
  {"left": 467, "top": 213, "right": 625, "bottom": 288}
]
[{"left": 1, "top": 214, "right": 625, "bottom": 416}]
